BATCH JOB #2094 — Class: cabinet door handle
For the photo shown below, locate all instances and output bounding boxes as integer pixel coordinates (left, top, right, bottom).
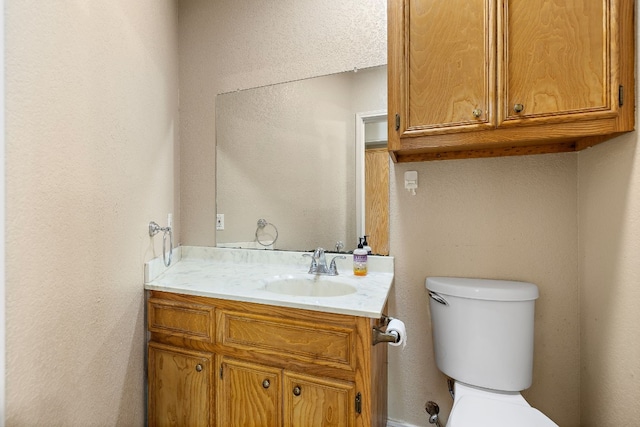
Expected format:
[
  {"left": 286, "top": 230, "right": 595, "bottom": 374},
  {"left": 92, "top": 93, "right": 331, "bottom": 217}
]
[
  {"left": 513, "top": 103, "right": 524, "bottom": 113},
  {"left": 293, "top": 386, "right": 302, "bottom": 396},
  {"left": 195, "top": 364, "right": 203, "bottom": 372},
  {"left": 472, "top": 109, "right": 482, "bottom": 118},
  {"left": 262, "top": 379, "right": 270, "bottom": 389}
]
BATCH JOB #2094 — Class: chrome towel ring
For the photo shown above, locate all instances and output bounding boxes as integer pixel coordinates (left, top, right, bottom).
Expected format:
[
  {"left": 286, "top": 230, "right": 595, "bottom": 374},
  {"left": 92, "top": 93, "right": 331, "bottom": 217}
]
[
  {"left": 255, "top": 218, "right": 278, "bottom": 247},
  {"left": 149, "top": 221, "right": 173, "bottom": 267}
]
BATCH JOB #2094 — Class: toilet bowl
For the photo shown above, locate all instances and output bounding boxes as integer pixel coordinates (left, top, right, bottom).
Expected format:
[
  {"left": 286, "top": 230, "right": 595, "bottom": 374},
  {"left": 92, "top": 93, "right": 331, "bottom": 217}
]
[
  {"left": 447, "top": 382, "right": 557, "bottom": 427},
  {"left": 426, "top": 277, "right": 557, "bottom": 426}
]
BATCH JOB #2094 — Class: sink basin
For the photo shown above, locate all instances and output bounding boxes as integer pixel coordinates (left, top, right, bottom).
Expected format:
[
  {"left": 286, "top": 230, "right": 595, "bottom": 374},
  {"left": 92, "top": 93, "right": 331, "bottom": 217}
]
[{"left": 262, "top": 275, "right": 357, "bottom": 297}]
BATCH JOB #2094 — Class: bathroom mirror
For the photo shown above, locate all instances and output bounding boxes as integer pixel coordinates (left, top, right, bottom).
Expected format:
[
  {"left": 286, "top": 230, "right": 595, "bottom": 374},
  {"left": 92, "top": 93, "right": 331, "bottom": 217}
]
[{"left": 216, "top": 65, "right": 388, "bottom": 254}]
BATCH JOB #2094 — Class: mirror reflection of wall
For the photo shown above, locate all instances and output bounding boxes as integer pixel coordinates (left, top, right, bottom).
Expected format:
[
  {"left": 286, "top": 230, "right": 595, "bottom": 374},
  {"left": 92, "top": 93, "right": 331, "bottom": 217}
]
[{"left": 216, "top": 65, "right": 387, "bottom": 253}]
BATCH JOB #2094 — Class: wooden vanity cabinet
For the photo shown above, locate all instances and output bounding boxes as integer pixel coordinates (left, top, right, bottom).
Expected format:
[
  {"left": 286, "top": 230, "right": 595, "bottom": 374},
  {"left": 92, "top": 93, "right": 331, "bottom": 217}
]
[
  {"left": 146, "top": 291, "right": 388, "bottom": 427},
  {"left": 388, "top": 0, "right": 635, "bottom": 162},
  {"left": 283, "top": 371, "right": 356, "bottom": 427},
  {"left": 217, "top": 358, "right": 356, "bottom": 427},
  {"left": 148, "top": 343, "right": 214, "bottom": 427},
  {"left": 217, "top": 358, "right": 282, "bottom": 427}
]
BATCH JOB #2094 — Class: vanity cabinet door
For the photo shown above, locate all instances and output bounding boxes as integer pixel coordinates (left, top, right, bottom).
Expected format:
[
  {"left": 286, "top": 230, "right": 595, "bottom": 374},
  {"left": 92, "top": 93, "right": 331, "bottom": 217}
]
[
  {"left": 217, "top": 357, "right": 282, "bottom": 427},
  {"left": 148, "top": 342, "right": 213, "bottom": 427},
  {"left": 283, "top": 372, "right": 356, "bottom": 427}
]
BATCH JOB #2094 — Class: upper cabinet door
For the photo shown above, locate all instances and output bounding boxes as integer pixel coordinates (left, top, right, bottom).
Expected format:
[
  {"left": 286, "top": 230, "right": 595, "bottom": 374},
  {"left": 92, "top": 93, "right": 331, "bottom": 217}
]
[
  {"left": 387, "top": 0, "right": 633, "bottom": 162},
  {"left": 389, "top": 0, "right": 496, "bottom": 143},
  {"left": 498, "top": 0, "right": 615, "bottom": 126}
]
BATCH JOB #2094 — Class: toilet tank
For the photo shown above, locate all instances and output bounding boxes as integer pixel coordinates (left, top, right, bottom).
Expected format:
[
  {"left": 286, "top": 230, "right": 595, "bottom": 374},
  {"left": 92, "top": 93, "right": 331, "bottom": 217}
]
[{"left": 426, "top": 277, "right": 539, "bottom": 392}]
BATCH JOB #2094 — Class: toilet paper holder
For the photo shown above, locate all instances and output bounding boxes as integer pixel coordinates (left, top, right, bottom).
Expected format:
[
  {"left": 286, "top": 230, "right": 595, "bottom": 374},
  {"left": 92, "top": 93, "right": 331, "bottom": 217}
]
[{"left": 372, "top": 314, "right": 401, "bottom": 346}]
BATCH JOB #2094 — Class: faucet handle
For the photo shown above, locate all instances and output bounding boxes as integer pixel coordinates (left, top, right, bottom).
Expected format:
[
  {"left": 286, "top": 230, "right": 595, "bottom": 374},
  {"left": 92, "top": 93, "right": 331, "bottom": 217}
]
[
  {"left": 328, "top": 256, "right": 346, "bottom": 275},
  {"left": 303, "top": 253, "right": 318, "bottom": 273}
]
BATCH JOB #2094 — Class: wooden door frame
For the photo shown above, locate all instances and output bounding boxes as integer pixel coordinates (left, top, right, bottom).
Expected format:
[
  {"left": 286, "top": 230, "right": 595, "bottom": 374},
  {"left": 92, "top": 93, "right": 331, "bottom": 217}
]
[{"left": 355, "top": 110, "right": 387, "bottom": 240}]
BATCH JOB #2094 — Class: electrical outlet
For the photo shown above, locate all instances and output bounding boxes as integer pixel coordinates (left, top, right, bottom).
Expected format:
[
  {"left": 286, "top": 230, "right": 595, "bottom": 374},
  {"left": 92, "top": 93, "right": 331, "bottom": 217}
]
[{"left": 216, "top": 214, "right": 225, "bottom": 230}]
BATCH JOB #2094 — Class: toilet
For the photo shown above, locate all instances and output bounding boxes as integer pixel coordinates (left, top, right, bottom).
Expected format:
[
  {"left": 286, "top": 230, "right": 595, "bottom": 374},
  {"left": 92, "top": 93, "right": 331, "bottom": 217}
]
[{"left": 425, "top": 277, "right": 558, "bottom": 426}]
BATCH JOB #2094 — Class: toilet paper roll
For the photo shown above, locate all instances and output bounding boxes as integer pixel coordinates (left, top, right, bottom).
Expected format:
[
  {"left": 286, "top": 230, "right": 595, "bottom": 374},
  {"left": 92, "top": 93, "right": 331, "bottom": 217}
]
[{"left": 386, "top": 319, "right": 407, "bottom": 348}]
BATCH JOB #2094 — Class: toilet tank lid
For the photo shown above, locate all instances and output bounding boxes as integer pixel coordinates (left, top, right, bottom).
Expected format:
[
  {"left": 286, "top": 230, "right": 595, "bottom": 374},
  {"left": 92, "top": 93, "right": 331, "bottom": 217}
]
[{"left": 426, "top": 277, "right": 539, "bottom": 301}]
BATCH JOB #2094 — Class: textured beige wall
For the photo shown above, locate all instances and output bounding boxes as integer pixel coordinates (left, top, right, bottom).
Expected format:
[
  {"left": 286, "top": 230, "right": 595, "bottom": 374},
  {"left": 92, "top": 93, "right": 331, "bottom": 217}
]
[
  {"left": 577, "top": 10, "right": 640, "bottom": 425},
  {"left": 578, "top": 133, "right": 640, "bottom": 426},
  {"left": 178, "top": 0, "right": 387, "bottom": 246},
  {"left": 577, "top": 42, "right": 640, "bottom": 427},
  {"left": 388, "top": 155, "right": 581, "bottom": 426},
  {"left": 5, "top": 1, "right": 179, "bottom": 424}
]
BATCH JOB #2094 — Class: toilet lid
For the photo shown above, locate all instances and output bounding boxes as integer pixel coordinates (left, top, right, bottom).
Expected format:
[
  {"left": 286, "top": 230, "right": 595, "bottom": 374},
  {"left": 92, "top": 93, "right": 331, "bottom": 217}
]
[{"left": 448, "top": 395, "right": 558, "bottom": 427}]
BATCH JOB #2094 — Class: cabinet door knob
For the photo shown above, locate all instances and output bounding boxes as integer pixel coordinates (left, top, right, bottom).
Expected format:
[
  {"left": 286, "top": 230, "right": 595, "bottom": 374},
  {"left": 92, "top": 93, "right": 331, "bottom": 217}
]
[
  {"left": 513, "top": 103, "right": 524, "bottom": 113},
  {"left": 472, "top": 109, "right": 482, "bottom": 118},
  {"left": 262, "top": 379, "right": 270, "bottom": 389},
  {"left": 293, "top": 386, "right": 302, "bottom": 396},
  {"left": 195, "top": 364, "right": 203, "bottom": 372}
]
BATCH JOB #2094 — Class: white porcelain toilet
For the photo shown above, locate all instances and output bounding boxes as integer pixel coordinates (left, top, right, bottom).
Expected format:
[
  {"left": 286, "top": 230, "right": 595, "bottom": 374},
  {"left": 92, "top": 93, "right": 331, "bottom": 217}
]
[{"left": 425, "top": 277, "right": 558, "bottom": 427}]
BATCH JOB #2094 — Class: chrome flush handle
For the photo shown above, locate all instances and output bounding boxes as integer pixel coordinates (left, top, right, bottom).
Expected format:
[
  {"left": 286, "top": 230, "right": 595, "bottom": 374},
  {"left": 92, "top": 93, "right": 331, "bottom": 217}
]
[{"left": 428, "top": 291, "right": 449, "bottom": 306}]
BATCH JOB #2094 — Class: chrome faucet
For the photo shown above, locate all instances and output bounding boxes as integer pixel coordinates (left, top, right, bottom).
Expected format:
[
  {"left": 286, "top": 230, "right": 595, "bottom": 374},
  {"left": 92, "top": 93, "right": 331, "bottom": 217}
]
[{"left": 303, "top": 248, "right": 346, "bottom": 276}]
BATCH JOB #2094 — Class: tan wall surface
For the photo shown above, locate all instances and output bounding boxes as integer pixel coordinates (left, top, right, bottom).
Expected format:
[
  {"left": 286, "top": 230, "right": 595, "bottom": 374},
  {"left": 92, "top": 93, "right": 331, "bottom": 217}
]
[
  {"left": 5, "top": 1, "right": 179, "bottom": 424},
  {"left": 577, "top": 6, "right": 640, "bottom": 425},
  {"left": 388, "top": 154, "right": 581, "bottom": 426},
  {"left": 578, "top": 94, "right": 640, "bottom": 427},
  {"left": 578, "top": 132, "right": 640, "bottom": 427}
]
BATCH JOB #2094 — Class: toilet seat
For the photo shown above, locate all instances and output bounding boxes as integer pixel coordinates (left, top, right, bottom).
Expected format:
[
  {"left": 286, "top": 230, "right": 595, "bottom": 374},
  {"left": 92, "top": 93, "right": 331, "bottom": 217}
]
[{"left": 448, "top": 394, "right": 558, "bottom": 427}]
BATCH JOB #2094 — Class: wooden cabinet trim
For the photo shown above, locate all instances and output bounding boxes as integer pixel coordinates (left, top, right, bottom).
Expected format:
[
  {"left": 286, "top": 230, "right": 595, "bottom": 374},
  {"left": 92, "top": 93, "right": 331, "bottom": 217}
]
[
  {"left": 148, "top": 297, "right": 215, "bottom": 342},
  {"left": 217, "top": 309, "right": 357, "bottom": 371}
]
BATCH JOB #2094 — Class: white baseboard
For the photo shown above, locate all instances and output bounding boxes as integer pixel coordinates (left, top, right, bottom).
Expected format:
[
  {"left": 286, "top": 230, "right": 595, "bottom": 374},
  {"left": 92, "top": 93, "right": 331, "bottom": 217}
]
[{"left": 387, "top": 420, "right": 424, "bottom": 427}]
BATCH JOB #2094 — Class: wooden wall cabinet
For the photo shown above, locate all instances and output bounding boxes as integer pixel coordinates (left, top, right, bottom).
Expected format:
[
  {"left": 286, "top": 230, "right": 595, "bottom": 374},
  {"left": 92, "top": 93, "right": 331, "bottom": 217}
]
[
  {"left": 388, "top": 0, "right": 635, "bottom": 162},
  {"left": 147, "top": 291, "right": 387, "bottom": 427}
]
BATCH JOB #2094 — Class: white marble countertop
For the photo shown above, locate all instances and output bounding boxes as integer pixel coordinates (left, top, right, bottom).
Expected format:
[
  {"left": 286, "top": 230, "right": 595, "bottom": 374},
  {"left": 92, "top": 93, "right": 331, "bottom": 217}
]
[{"left": 144, "top": 246, "right": 394, "bottom": 318}]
